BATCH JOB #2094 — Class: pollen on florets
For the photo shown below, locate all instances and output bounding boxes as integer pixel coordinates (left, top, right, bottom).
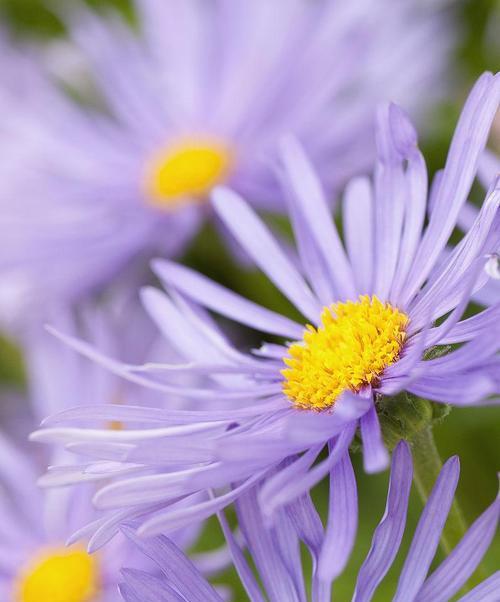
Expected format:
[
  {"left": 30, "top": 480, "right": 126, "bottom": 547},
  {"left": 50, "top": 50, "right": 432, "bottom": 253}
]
[{"left": 282, "top": 295, "right": 408, "bottom": 411}]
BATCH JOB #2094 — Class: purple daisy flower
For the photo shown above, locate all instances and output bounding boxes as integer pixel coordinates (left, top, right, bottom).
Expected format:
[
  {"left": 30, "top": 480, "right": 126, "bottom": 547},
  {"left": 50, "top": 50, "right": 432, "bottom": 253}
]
[
  {"left": 118, "top": 442, "right": 499, "bottom": 602},
  {"left": 0, "top": 313, "right": 157, "bottom": 602},
  {"left": 0, "top": 430, "right": 155, "bottom": 602},
  {"left": 32, "top": 73, "right": 500, "bottom": 539},
  {"left": 0, "top": 0, "right": 452, "bottom": 307},
  {"left": 0, "top": 295, "right": 220, "bottom": 601}
]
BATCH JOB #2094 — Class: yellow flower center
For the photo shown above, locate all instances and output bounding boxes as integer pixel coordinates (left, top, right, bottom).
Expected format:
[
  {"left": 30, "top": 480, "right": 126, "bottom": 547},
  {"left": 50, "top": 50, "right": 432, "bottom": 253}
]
[
  {"left": 144, "top": 138, "right": 232, "bottom": 208},
  {"left": 282, "top": 295, "right": 408, "bottom": 411},
  {"left": 16, "top": 547, "right": 100, "bottom": 602}
]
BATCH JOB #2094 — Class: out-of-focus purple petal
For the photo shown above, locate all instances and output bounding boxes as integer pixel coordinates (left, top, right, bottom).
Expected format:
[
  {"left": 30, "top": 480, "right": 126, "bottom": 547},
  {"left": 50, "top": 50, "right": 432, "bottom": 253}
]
[
  {"left": 120, "top": 568, "right": 186, "bottom": 602},
  {"left": 121, "top": 528, "right": 223, "bottom": 602}
]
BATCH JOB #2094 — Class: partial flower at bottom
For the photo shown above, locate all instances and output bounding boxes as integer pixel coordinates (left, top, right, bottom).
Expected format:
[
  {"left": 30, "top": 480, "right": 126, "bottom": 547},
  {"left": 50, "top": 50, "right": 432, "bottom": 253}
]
[{"left": 118, "top": 442, "right": 499, "bottom": 602}]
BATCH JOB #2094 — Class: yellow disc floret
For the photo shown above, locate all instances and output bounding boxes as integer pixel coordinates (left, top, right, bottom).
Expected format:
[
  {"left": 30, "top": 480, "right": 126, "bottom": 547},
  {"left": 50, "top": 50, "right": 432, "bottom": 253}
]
[
  {"left": 145, "top": 138, "right": 232, "bottom": 207},
  {"left": 16, "top": 546, "right": 100, "bottom": 602},
  {"left": 282, "top": 295, "right": 408, "bottom": 411}
]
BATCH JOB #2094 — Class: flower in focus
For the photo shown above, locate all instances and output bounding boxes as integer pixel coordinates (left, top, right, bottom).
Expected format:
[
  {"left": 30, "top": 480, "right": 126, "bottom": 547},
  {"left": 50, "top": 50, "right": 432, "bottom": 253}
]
[
  {"left": 0, "top": 0, "right": 452, "bottom": 309},
  {"left": 118, "top": 442, "right": 499, "bottom": 602},
  {"left": 32, "top": 73, "right": 500, "bottom": 540}
]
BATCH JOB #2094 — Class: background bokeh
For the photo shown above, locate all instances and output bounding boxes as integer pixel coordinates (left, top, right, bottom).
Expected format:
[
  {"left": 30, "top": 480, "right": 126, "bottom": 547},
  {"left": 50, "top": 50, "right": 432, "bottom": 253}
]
[{"left": 0, "top": 0, "right": 499, "bottom": 599}]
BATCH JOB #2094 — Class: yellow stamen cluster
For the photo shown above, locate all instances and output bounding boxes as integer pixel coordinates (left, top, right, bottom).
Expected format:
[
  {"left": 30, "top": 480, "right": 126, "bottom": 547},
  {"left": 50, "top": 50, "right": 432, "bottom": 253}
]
[
  {"left": 282, "top": 295, "right": 408, "bottom": 411},
  {"left": 145, "top": 138, "right": 232, "bottom": 207},
  {"left": 16, "top": 547, "right": 100, "bottom": 602}
]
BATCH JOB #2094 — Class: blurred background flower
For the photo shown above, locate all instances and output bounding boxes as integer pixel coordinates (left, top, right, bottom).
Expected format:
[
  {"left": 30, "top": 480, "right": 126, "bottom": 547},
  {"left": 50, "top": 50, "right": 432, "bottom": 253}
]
[{"left": 0, "top": 0, "right": 452, "bottom": 316}]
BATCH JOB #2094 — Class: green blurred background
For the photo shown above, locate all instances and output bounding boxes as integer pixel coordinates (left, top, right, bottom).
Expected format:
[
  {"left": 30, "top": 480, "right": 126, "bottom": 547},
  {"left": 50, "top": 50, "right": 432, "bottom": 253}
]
[{"left": 0, "top": 0, "right": 499, "bottom": 599}]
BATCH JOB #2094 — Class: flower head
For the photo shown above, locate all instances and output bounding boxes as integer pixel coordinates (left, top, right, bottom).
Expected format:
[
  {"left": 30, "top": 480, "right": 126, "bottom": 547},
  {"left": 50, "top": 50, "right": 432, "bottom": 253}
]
[
  {"left": 282, "top": 295, "right": 409, "bottom": 410},
  {"left": 118, "top": 442, "right": 499, "bottom": 602},
  {"left": 0, "top": 426, "right": 144, "bottom": 602},
  {"left": 0, "top": 0, "right": 452, "bottom": 308},
  {"left": 0, "top": 293, "right": 218, "bottom": 599},
  {"left": 32, "top": 73, "right": 500, "bottom": 540}
]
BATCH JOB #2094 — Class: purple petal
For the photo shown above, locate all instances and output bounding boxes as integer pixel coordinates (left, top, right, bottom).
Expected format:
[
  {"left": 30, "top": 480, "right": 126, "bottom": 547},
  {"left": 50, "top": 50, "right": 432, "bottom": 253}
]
[
  {"left": 422, "top": 327, "right": 500, "bottom": 376},
  {"left": 279, "top": 163, "right": 335, "bottom": 305},
  {"left": 235, "top": 486, "right": 303, "bottom": 602},
  {"left": 138, "top": 469, "right": 270, "bottom": 536},
  {"left": 416, "top": 496, "right": 500, "bottom": 602},
  {"left": 216, "top": 508, "right": 265, "bottom": 602},
  {"left": 317, "top": 451, "right": 357, "bottom": 586},
  {"left": 359, "top": 397, "right": 390, "bottom": 473},
  {"left": 120, "top": 568, "right": 186, "bottom": 602},
  {"left": 403, "top": 72, "right": 500, "bottom": 303},
  {"left": 456, "top": 572, "right": 500, "bottom": 602},
  {"left": 372, "top": 103, "right": 407, "bottom": 300},
  {"left": 439, "top": 303, "right": 500, "bottom": 344},
  {"left": 153, "top": 259, "right": 304, "bottom": 340},
  {"left": 259, "top": 446, "right": 322, "bottom": 519},
  {"left": 122, "top": 528, "right": 223, "bottom": 602},
  {"left": 407, "top": 372, "right": 496, "bottom": 405},
  {"left": 279, "top": 136, "right": 357, "bottom": 300},
  {"left": 285, "top": 491, "right": 325, "bottom": 566},
  {"left": 393, "top": 455, "right": 460, "bottom": 602},
  {"left": 388, "top": 110, "right": 428, "bottom": 301},
  {"left": 352, "top": 441, "right": 413, "bottom": 602},
  {"left": 212, "top": 186, "right": 321, "bottom": 322},
  {"left": 260, "top": 423, "right": 356, "bottom": 516},
  {"left": 343, "top": 176, "right": 374, "bottom": 295},
  {"left": 410, "top": 182, "right": 500, "bottom": 326},
  {"left": 39, "top": 398, "right": 286, "bottom": 427}
]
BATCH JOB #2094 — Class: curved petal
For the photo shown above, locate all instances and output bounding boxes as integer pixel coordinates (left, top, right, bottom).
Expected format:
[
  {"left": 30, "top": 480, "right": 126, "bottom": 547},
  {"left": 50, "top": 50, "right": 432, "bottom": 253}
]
[
  {"left": 153, "top": 259, "right": 304, "bottom": 340},
  {"left": 416, "top": 497, "right": 500, "bottom": 602},
  {"left": 352, "top": 441, "right": 413, "bottom": 602},
  {"left": 360, "top": 401, "right": 390, "bottom": 473},
  {"left": 403, "top": 72, "right": 500, "bottom": 303},
  {"left": 212, "top": 186, "right": 321, "bottom": 322},
  {"left": 393, "top": 455, "right": 460, "bottom": 602},
  {"left": 279, "top": 137, "right": 357, "bottom": 300},
  {"left": 316, "top": 451, "right": 357, "bottom": 586}
]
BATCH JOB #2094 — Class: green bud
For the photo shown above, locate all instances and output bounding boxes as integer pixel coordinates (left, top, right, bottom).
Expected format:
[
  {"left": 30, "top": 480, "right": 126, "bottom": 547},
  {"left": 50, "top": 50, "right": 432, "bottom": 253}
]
[{"left": 376, "top": 392, "right": 443, "bottom": 451}]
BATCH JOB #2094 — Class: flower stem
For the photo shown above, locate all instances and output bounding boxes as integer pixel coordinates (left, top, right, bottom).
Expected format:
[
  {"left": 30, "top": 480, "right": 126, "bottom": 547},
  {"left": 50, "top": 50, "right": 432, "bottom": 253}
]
[{"left": 410, "top": 425, "right": 468, "bottom": 556}]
